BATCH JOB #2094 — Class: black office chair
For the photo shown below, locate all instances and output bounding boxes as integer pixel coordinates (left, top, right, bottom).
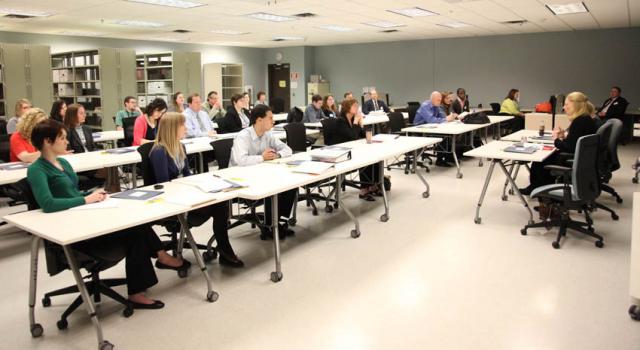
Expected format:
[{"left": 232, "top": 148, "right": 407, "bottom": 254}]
[
  {"left": 321, "top": 118, "right": 365, "bottom": 193},
  {"left": 521, "top": 134, "right": 604, "bottom": 249},
  {"left": 271, "top": 97, "right": 285, "bottom": 114},
  {"left": 0, "top": 119, "right": 7, "bottom": 135},
  {"left": 385, "top": 112, "right": 413, "bottom": 174},
  {"left": 122, "top": 117, "right": 136, "bottom": 147},
  {"left": 12, "top": 179, "right": 134, "bottom": 330},
  {"left": 407, "top": 102, "right": 420, "bottom": 126},
  {"left": 0, "top": 133, "right": 10, "bottom": 162},
  {"left": 599, "top": 119, "right": 623, "bottom": 204},
  {"left": 490, "top": 103, "right": 501, "bottom": 114},
  {"left": 283, "top": 122, "right": 308, "bottom": 153},
  {"left": 137, "top": 143, "right": 213, "bottom": 266},
  {"left": 286, "top": 107, "right": 303, "bottom": 123}
]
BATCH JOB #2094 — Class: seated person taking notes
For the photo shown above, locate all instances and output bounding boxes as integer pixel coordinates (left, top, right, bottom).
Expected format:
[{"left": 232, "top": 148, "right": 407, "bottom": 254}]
[
  {"left": 302, "top": 94, "right": 325, "bottom": 123},
  {"left": 27, "top": 119, "right": 188, "bottom": 309},
  {"left": 218, "top": 94, "right": 250, "bottom": 134},
  {"left": 149, "top": 113, "right": 243, "bottom": 267},
  {"left": 133, "top": 98, "right": 166, "bottom": 146},
  {"left": 10, "top": 108, "right": 48, "bottom": 163},
  {"left": 500, "top": 88, "right": 525, "bottom": 131},
  {"left": 362, "top": 89, "right": 390, "bottom": 115},
  {"left": 414, "top": 91, "right": 457, "bottom": 167},
  {"left": 229, "top": 105, "right": 296, "bottom": 239}
]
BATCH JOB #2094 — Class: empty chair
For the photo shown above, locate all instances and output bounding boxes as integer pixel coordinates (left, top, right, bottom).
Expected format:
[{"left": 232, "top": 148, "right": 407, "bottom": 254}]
[
  {"left": 271, "top": 97, "right": 285, "bottom": 114},
  {"left": 599, "top": 118, "right": 624, "bottom": 203},
  {"left": 283, "top": 122, "right": 308, "bottom": 153},
  {"left": 407, "top": 102, "right": 420, "bottom": 125},
  {"left": 286, "top": 107, "right": 303, "bottom": 123},
  {"left": 122, "top": 116, "right": 137, "bottom": 147},
  {"left": 490, "top": 103, "right": 501, "bottom": 114}
]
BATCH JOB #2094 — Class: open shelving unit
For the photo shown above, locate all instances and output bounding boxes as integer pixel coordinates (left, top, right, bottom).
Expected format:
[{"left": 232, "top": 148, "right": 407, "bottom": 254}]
[
  {"left": 136, "top": 51, "right": 201, "bottom": 109},
  {"left": 221, "top": 64, "right": 243, "bottom": 107}
]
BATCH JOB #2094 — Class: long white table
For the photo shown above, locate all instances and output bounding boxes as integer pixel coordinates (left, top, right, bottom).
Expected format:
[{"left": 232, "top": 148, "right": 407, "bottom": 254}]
[
  {"left": 92, "top": 131, "right": 124, "bottom": 148},
  {"left": 500, "top": 129, "right": 555, "bottom": 144},
  {"left": 630, "top": 193, "right": 640, "bottom": 320},
  {"left": 5, "top": 180, "right": 236, "bottom": 349},
  {"left": 463, "top": 140, "right": 556, "bottom": 224}
]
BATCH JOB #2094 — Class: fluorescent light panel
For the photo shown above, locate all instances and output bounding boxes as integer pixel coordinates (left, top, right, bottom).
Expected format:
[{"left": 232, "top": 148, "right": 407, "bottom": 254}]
[
  {"left": 363, "top": 21, "right": 405, "bottom": 29},
  {"left": 210, "top": 29, "right": 249, "bottom": 35},
  {"left": 546, "top": 2, "right": 588, "bottom": 15},
  {"left": 388, "top": 7, "right": 437, "bottom": 17},
  {"left": 0, "top": 8, "right": 53, "bottom": 17},
  {"left": 438, "top": 22, "right": 470, "bottom": 28},
  {"left": 247, "top": 12, "right": 296, "bottom": 22},
  {"left": 125, "top": 0, "right": 205, "bottom": 9},
  {"left": 113, "top": 19, "right": 166, "bottom": 27},
  {"left": 317, "top": 25, "right": 354, "bottom": 32}
]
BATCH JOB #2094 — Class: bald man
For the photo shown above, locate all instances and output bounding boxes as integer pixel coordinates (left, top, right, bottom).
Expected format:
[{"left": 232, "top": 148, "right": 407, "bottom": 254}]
[
  {"left": 414, "top": 92, "right": 457, "bottom": 125},
  {"left": 362, "top": 89, "right": 390, "bottom": 115}
]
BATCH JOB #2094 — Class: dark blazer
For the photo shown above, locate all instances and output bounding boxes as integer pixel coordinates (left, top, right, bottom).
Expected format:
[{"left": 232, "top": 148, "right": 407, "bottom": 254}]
[
  {"left": 322, "top": 108, "right": 337, "bottom": 119},
  {"left": 554, "top": 114, "right": 597, "bottom": 153},
  {"left": 218, "top": 106, "right": 249, "bottom": 134},
  {"left": 331, "top": 115, "right": 365, "bottom": 144},
  {"left": 452, "top": 99, "right": 470, "bottom": 114},
  {"left": 148, "top": 145, "right": 190, "bottom": 184},
  {"left": 362, "top": 99, "right": 390, "bottom": 115},
  {"left": 66, "top": 125, "right": 96, "bottom": 153},
  {"left": 600, "top": 96, "right": 629, "bottom": 119}
]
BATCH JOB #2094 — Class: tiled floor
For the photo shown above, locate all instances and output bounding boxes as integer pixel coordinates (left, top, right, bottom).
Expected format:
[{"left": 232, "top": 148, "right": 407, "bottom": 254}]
[{"left": 1, "top": 140, "right": 639, "bottom": 350}]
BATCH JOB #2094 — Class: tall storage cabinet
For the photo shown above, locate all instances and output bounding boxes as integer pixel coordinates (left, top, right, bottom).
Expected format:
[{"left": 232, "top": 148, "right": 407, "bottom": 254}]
[
  {"left": 203, "top": 63, "right": 243, "bottom": 109},
  {"left": 0, "top": 43, "right": 52, "bottom": 119},
  {"left": 136, "top": 51, "right": 201, "bottom": 109},
  {"left": 51, "top": 48, "right": 136, "bottom": 130}
]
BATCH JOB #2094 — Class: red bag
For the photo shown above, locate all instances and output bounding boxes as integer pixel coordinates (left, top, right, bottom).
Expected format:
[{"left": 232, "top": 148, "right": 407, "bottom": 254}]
[{"left": 535, "top": 102, "right": 552, "bottom": 113}]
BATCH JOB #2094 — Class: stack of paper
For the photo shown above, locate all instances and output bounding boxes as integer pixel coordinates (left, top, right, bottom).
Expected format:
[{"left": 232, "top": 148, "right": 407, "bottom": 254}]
[
  {"left": 371, "top": 134, "right": 400, "bottom": 142},
  {"left": 174, "top": 175, "right": 235, "bottom": 193},
  {"left": 291, "top": 161, "right": 334, "bottom": 175},
  {"left": 310, "top": 146, "right": 351, "bottom": 163}
]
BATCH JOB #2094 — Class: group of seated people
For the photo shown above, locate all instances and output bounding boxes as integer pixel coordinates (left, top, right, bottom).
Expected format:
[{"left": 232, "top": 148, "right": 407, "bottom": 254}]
[{"left": 302, "top": 89, "right": 390, "bottom": 123}]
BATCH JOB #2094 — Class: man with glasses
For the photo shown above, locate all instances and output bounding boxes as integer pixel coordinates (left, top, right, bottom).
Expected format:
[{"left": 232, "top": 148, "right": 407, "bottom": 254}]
[{"left": 115, "top": 96, "right": 142, "bottom": 131}]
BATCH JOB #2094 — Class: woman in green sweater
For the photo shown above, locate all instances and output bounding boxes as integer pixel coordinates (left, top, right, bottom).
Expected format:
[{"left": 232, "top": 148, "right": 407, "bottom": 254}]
[
  {"left": 27, "top": 119, "right": 190, "bottom": 310},
  {"left": 500, "top": 88, "right": 526, "bottom": 131}
]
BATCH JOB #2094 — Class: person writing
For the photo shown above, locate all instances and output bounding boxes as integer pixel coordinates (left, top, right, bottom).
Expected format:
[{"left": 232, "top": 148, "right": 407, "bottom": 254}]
[
  {"left": 27, "top": 119, "right": 189, "bottom": 309},
  {"left": 133, "top": 98, "right": 167, "bottom": 146}
]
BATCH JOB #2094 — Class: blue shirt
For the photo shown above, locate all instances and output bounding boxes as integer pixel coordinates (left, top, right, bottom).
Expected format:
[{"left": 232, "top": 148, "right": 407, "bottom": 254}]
[
  {"left": 414, "top": 101, "right": 447, "bottom": 125},
  {"left": 184, "top": 107, "right": 216, "bottom": 137}
]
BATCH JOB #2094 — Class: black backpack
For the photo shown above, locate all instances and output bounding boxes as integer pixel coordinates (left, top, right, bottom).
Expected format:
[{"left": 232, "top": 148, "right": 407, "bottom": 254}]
[{"left": 463, "top": 111, "right": 490, "bottom": 124}]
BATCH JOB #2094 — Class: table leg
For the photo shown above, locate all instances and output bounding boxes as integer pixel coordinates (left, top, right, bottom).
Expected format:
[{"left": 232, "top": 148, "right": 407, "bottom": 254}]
[
  {"left": 177, "top": 214, "right": 218, "bottom": 302},
  {"left": 474, "top": 160, "right": 497, "bottom": 224},
  {"left": 61, "top": 245, "right": 112, "bottom": 350},
  {"left": 198, "top": 153, "right": 204, "bottom": 174},
  {"left": 28, "top": 236, "right": 43, "bottom": 338},
  {"left": 379, "top": 161, "right": 389, "bottom": 222},
  {"left": 452, "top": 136, "right": 462, "bottom": 179},
  {"left": 510, "top": 163, "right": 522, "bottom": 195},
  {"left": 497, "top": 161, "right": 534, "bottom": 224},
  {"left": 501, "top": 162, "right": 516, "bottom": 201},
  {"left": 336, "top": 174, "right": 361, "bottom": 238},
  {"left": 270, "top": 195, "right": 283, "bottom": 282},
  {"left": 413, "top": 149, "right": 430, "bottom": 198},
  {"left": 131, "top": 165, "right": 137, "bottom": 189}
]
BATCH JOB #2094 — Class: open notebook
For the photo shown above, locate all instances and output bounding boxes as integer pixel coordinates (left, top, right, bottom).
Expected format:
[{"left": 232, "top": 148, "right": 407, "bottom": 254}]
[{"left": 174, "top": 174, "right": 243, "bottom": 193}]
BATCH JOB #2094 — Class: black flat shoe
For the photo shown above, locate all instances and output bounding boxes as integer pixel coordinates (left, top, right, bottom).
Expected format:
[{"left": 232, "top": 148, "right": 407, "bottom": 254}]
[
  {"left": 219, "top": 253, "right": 245, "bottom": 268},
  {"left": 435, "top": 160, "right": 452, "bottom": 167},
  {"left": 279, "top": 224, "right": 295, "bottom": 237},
  {"left": 130, "top": 300, "right": 164, "bottom": 310},
  {"left": 519, "top": 186, "right": 533, "bottom": 196},
  {"left": 259, "top": 226, "right": 286, "bottom": 240},
  {"left": 155, "top": 259, "right": 191, "bottom": 271},
  {"left": 359, "top": 194, "right": 375, "bottom": 201}
]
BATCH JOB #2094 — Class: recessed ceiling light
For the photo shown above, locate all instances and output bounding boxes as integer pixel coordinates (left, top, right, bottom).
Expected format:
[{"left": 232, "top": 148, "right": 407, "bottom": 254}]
[
  {"left": 113, "top": 19, "right": 166, "bottom": 27},
  {"left": 0, "top": 8, "right": 53, "bottom": 17},
  {"left": 388, "top": 7, "right": 438, "bottom": 17},
  {"left": 125, "top": 0, "right": 205, "bottom": 9},
  {"left": 247, "top": 12, "right": 296, "bottom": 22},
  {"left": 58, "top": 31, "right": 105, "bottom": 36},
  {"left": 438, "top": 22, "right": 470, "bottom": 28},
  {"left": 273, "top": 36, "right": 304, "bottom": 41},
  {"left": 363, "top": 21, "right": 405, "bottom": 29},
  {"left": 210, "top": 29, "right": 249, "bottom": 35},
  {"left": 317, "top": 25, "right": 355, "bottom": 32},
  {"left": 546, "top": 2, "right": 588, "bottom": 15}
]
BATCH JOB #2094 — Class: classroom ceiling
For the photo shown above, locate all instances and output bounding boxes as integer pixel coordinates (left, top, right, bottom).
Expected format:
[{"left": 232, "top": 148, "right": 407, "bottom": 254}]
[{"left": 0, "top": 0, "right": 637, "bottom": 48}]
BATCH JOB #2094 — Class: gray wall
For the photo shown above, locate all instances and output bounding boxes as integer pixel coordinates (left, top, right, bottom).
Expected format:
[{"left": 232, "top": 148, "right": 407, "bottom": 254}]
[
  {"left": 0, "top": 31, "right": 266, "bottom": 101},
  {"left": 263, "top": 46, "right": 310, "bottom": 107},
  {"left": 313, "top": 27, "right": 640, "bottom": 110}
]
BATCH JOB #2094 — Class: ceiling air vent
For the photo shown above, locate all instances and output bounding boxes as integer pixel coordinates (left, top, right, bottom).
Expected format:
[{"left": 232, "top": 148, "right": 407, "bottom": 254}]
[
  {"left": 173, "top": 29, "right": 191, "bottom": 33},
  {"left": 3, "top": 14, "right": 35, "bottom": 19},
  {"left": 502, "top": 20, "right": 528, "bottom": 25},
  {"left": 294, "top": 13, "right": 316, "bottom": 18},
  {"left": 381, "top": 29, "right": 399, "bottom": 33}
]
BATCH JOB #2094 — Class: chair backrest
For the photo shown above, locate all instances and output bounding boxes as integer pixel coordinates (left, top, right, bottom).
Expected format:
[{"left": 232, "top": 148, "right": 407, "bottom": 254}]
[
  {"left": 136, "top": 142, "right": 156, "bottom": 186},
  {"left": 0, "top": 134, "right": 11, "bottom": 163},
  {"left": 387, "top": 112, "right": 406, "bottom": 133},
  {"left": 490, "top": 103, "right": 501, "bottom": 114},
  {"left": 271, "top": 97, "right": 285, "bottom": 114},
  {"left": 572, "top": 134, "right": 601, "bottom": 202},
  {"left": 605, "top": 118, "right": 623, "bottom": 171},
  {"left": 286, "top": 107, "right": 303, "bottom": 123},
  {"left": 407, "top": 102, "right": 420, "bottom": 124},
  {"left": 0, "top": 119, "right": 7, "bottom": 136},
  {"left": 122, "top": 116, "right": 137, "bottom": 147},
  {"left": 321, "top": 118, "right": 339, "bottom": 146},
  {"left": 211, "top": 138, "right": 234, "bottom": 169},
  {"left": 283, "top": 122, "right": 307, "bottom": 153}
]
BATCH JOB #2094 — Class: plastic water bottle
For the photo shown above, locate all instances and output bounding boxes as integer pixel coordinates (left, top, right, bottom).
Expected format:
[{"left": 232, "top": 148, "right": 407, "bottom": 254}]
[{"left": 539, "top": 120, "right": 545, "bottom": 137}]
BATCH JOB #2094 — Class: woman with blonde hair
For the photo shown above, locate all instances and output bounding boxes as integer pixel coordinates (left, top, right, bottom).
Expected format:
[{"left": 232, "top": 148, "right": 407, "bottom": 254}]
[
  {"left": 520, "top": 92, "right": 598, "bottom": 217},
  {"left": 148, "top": 112, "right": 243, "bottom": 268},
  {"left": 10, "top": 108, "right": 47, "bottom": 162}
]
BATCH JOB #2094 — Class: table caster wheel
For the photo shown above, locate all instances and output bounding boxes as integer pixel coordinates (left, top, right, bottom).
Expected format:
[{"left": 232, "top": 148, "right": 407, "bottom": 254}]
[
  {"left": 422, "top": 191, "right": 429, "bottom": 198},
  {"left": 380, "top": 214, "right": 389, "bottom": 222},
  {"left": 312, "top": 208, "right": 318, "bottom": 216},
  {"left": 100, "top": 340, "right": 114, "bottom": 350},
  {"left": 288, "top": 218, "right": 297, "bottom": 226},
  {"left": 456, "top": 173, "right": 463, "bottom": 179},
  {"left": 588, "top": 227, "right": 595, "bottom": 233},
  {"left": 333, "top": 203, "right": 339, "bottom": 209},
  {"left": 474, "top": 217, "right": 481, "bottom": 224},
  {"left": 56, "top": 319, "right": 68, "bottom": 330},
  {"left": 424, "top": 168, "right": 429, "bottom": 173},
  {"left": 270, "top": 271, "right": 283, "bottom": 282},
  {"left": 520, "top": 228, "right": 527, "bottom": 235},
  {"left": 629, "top": 305, "right": 640, "bottom": 321},
  {"left": 612, "top": 213, "right": 619, "bottom": 220},
  {"left": 552, "top": 241, "right": 560, "bottom": 249},
  {"left": 386, "top": 166, "right": 391, "bottom": 171},
  {"left": 30, "top": 323, "right": 43, "bottom": 338},
  {"left": 508, "top": 189, "right": 514, "bottom": 195},
  {"left": 325, "top": 206, "right": 333, "bottom": 213},
  {"left": 501, "top": 195, "right": 508, "bottom": 201},
  {"left": 202, "top": 250, "right": 217, "bottom": 263},
  {"left": 633, "top": 177, "right": 638, "bottom": 184},
  {"left": 350, "top": 229, "right": 360, "bottom": 238},
  {"left": 42, "top": 297, "right": 51, "bottom": 307},
  {"left": 123, "top": 306, "right": 134, "bottom": 318},
  {"left": 207, "top": 291, "right": 219, "bottom": 302},
  {"left": 177, "top": 268, "right": 189, "bottom": 278},
  {"left": 616, "top": 197, "right": 623, "bottom": 204},
  {"left": 404, "top": 170, "right": 408, "bottom": 175},
  {"left": 595, "top": 240, "right": 604, "bottom": 248}
]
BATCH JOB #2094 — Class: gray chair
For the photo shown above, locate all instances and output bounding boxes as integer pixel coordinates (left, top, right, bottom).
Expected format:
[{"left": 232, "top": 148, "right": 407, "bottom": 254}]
[
  {"left": 521, "top": 134, "right": 604, "bottom": 249},
  {"left": 599, "top": 118, "right": 623, "bottom": 204}
]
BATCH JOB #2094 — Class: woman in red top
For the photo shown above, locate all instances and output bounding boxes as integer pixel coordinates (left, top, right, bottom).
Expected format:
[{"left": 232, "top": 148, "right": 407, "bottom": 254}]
[
  {"left": 10, "top": 108, "right": 48, "bottom": 162},
  {"left": 133, "top": 98, "right": 167, "bottom": 146}
]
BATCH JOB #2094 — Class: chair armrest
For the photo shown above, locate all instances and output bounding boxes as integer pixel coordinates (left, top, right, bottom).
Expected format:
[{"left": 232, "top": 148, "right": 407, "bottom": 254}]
[{"left": 544, "top": 165, "right": 571, "bottom": 181}]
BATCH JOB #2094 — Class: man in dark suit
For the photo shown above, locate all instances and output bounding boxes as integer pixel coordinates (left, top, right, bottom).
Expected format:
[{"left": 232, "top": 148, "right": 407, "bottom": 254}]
[
  {"left": 451, "top": 88, "right": 470, "bottom": 115},
  {"left": 598, "top": 86, "right": 629, "bottom": 119},
  {"left": 362, "top": 89, "right": 390, "bottom": 115}
]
